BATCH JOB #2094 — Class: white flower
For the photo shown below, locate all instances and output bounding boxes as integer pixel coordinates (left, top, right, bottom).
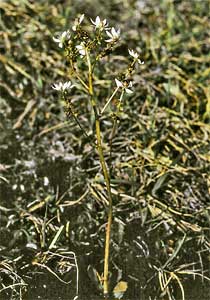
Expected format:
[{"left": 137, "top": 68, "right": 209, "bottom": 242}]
[
  {"left": 128, "top": 49, "right": 144, "bottom": 64},
  {"left": 90, "top": 16, "right": 108, "bottom": 30},
  {"left": 115, "top": 78, "right": 124, "bottom": 88},
  {"left": 53, "top": 30, "right": 70, "bottom": 48},
  {"left": 52, "top": 81, "right": 75, "bottom": 92},
  {"left": 72, "top": 14, "right": 85, "bottom": 31},
  {"left": 128, "top": 49, "right": 139, "bottom": 59},
  {"left": 105, "top": 27, "right": 120, "bottom": 43},
  {"left": 138, "top": 59, "right": 144, "bottom": 65},
  {"left": 115, "top": 78, "right": 133, "bottom": 94},
  {"left": 125, "top": 82, "right": 133, "bottom": 94},
  {"left": 44, "top": 177, "right": 49, "bottom": 186},
  {"left": 76, "top": 43, "right": 86, "bottom": 56}
]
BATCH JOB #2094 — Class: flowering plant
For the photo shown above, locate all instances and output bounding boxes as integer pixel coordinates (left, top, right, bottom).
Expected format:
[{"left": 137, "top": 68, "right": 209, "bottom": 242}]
[{"left": 52, "top": 14, "right": 144, "bottom": 297}]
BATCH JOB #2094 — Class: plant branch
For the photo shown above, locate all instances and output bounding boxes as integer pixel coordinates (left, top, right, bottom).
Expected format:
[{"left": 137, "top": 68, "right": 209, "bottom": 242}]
[{"left": 86, "top": 48, "right": 113, "bottom": 297}]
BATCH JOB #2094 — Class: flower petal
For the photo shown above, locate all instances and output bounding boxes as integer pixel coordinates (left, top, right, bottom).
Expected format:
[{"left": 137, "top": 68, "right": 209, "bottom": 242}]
[
  {"left": 115, "top": 78, "right": 123, "bottom": 88},
  {"left": 125, "top": 88, "right": 133, "bottom": 94}
]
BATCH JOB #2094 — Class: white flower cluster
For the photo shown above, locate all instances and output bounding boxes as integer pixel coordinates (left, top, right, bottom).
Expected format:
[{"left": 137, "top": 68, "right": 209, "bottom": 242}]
[
  {"left": 90, "top": 16, "right": 120, "bottom": 43},
  {"left": 53, "top": 14, "right": 121, "bottom": 50},
  {"left": 128, "top": 49, "right": 144, "bottom": 65},
  {"left": 53, "top": 30, "right": 71, "bottom": 48},
  {"left": 90, "top": 16, "right": 109, "bottom": 30},
  {"left": 72, "top": 14, "right": 85, "bottom": 31},
  {"left": 106, "top": 27, "right": 120, "bottom": 43},
  {"left": 52, "top": 81, "right": 74, "bottom": 92},
  {"left": 115, "top": 79, "right": 133, "bottom": 94},
  {"left": 52, "top": 15, "right": 144, "bottom": 95},
  {"left": 76, "top": 43, "right": 86, "bottom": 56}
]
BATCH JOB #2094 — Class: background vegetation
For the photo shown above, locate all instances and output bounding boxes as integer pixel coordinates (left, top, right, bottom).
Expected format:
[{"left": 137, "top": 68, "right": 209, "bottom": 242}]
[{"left": 0, "top": 0, "right": 209, "bottom": 299}]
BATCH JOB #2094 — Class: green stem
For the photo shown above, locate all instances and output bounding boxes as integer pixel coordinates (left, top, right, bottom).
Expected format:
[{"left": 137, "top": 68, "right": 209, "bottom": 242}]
[
  {"left": 101, "top": 86, "right": 119, "bottom": 115},
  {"left": 69, "top": 59, "right": 89, "bottom": 91},
  {"left": 86, "top": 49, "right": 112, "bottom": 296},
  {"left": 64, "top": 95, "right": 90, "bottom": 139},
  {"left": 109, "top": 90, "right": 124, "bottom": 173}
]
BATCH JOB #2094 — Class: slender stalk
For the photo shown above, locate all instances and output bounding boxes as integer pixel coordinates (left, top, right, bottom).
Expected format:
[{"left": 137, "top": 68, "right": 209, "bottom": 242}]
[
  {"left": 69, "top": 59, "right": 89, "bottom": 91},
  {"left": 101, "top": 86, "right": 119, "bottom": 114},
  {"left": 109, "top": 90, "right": 124, "bottom": 175},
  {"left": 65, "top": 96, "right": 89, "bottom": 139},
  {"left": 86, "top": 49, "right": 113, "bottom": 296}
]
